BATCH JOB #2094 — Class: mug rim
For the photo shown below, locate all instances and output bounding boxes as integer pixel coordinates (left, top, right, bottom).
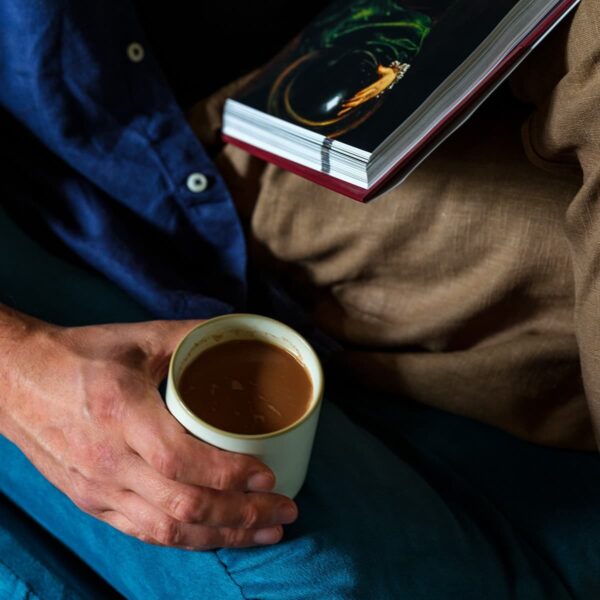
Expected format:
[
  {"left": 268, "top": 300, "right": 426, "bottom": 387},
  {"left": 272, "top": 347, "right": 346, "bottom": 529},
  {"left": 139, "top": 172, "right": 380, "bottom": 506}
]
[{"left": 167, "top": 313, "right": 324, "bottom": 441}]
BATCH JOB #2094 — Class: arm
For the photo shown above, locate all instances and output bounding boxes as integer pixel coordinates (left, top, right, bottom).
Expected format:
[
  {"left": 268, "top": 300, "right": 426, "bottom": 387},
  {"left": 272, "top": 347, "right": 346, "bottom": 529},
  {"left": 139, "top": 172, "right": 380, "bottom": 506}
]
[
  {"left": 0, "top": 304, "right": 297, "bottom": 549},
  {"left": 510, "top": 1, "right": 600, "bottom": 445}
]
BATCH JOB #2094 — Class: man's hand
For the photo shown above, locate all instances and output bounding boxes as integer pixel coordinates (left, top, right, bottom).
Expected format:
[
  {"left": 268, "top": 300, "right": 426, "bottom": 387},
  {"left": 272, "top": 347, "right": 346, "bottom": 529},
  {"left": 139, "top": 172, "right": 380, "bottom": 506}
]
[{"left": 0, "top": 307, "right": 298, "bottom": 550}]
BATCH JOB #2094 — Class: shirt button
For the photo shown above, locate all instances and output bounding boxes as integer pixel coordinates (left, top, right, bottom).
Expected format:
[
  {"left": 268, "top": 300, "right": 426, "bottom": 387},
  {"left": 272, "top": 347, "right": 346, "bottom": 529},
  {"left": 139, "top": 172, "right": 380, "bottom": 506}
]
[
  {"left": 186, "top": 172, "right": 209, "bottom": 193},
  {"left": 127, "top": 42, "right": 145, "bottom": 63}
]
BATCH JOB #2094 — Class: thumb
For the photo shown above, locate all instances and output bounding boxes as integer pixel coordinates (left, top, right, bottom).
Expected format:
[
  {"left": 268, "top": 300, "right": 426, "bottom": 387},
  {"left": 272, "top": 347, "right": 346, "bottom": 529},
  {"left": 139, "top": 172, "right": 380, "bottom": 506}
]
[{"left": 129, "top": 319, "right": 206, "bottom": 383}]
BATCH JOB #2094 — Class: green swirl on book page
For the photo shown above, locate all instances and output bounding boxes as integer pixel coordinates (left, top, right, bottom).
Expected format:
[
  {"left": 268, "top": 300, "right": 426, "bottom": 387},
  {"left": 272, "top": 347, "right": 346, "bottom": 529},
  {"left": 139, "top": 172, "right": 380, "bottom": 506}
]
[{"left": 267, "top": 0, "right": 432, "bottom": 138}]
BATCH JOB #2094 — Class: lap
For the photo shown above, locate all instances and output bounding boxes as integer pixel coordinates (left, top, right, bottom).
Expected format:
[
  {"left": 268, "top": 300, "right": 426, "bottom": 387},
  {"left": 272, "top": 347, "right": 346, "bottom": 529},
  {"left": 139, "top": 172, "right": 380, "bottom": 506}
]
[
  {"left": 0, "top": 206, "right": 595, "bottom": 599},
  {"left": 0, "top": 399, "right": 570, "bottom": 600}
]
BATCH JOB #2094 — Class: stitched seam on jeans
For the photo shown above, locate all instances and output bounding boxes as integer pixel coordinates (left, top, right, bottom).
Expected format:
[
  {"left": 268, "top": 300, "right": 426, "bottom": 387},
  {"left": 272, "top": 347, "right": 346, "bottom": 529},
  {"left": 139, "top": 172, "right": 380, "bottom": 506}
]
[
  {"left": 214, "top": 551, "right": 248, "bottom": 600},
  {"left": 0, "top": 558, "right": 43, "bottom": 600}
]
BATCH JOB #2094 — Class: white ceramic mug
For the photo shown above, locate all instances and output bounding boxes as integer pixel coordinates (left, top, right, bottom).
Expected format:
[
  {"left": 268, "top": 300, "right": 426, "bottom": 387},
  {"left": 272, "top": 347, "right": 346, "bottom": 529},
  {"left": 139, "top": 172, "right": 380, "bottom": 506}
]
[{"left": 166, "top": 313, "right": 324, "bottom": 499}]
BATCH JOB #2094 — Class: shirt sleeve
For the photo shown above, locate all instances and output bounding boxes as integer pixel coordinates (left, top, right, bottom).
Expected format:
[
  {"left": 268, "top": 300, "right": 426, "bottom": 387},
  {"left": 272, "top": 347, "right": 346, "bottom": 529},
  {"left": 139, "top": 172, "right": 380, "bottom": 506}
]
[
  {"left": 510, "top": 0, "right": 600, "bottom": 446},
  {"left": 0, "top": 0, "right": 247, "bottom": 319}
]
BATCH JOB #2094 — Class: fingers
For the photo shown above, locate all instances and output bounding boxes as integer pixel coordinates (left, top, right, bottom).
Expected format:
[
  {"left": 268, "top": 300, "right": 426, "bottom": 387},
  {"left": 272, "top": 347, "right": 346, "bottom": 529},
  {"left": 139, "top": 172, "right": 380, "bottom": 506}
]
[
  {"left": 122, "top": 457, "right": 297, "bottom": 529},
  {"left": 98, "top": 510, "right": 160, "bottom": 546},
  {"left": 116, "top": 490, "right": 284, "bottom": 550},
  {"left": 124, "top": 397, "right": 276, "bottom": 492}
]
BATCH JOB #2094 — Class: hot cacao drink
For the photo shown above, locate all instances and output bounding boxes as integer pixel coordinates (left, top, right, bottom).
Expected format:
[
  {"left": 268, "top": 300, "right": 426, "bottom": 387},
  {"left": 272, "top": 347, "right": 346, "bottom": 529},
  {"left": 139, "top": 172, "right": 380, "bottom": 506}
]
[{"left": 178, "top": 339, "right": 313, "bottom": 435}]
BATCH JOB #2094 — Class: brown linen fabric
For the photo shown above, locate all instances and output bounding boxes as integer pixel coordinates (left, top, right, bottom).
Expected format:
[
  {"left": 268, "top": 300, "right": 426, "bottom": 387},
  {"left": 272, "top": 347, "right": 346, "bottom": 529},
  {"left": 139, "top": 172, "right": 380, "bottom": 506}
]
[{"left": 189, "top": 0, "right": 600, "bottom": 450}]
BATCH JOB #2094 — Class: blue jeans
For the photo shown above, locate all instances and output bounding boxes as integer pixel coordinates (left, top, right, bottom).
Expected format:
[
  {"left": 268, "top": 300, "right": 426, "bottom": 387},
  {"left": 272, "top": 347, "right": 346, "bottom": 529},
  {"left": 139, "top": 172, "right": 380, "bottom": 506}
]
[{"left": 1, "top": 206, "right": 600, "bottom": 599}]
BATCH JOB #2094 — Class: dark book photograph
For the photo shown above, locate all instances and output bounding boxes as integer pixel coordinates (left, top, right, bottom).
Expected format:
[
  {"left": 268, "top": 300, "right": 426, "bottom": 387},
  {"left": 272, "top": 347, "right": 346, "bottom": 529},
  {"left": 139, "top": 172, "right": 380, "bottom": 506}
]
[{"left": 224, "top": 0, "right": 579, "bottom": 198}]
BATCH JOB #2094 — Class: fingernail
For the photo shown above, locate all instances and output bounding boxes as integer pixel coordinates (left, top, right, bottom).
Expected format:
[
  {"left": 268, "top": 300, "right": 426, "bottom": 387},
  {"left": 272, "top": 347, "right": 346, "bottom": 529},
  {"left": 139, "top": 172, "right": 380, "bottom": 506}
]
[
  {"left": 248, "top": 471, "right": 275, "bottom": 492},
  {"left": 254, "top": 526, "right": 283, "bottom": 545},
  {"left": 278, "top": 502, "right": 298, "bottom": 524}
]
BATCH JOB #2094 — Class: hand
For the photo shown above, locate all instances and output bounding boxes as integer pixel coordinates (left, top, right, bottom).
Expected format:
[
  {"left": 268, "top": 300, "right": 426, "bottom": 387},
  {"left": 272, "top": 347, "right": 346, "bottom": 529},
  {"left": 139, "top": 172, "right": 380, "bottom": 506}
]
[{"left": 0, "top": 312, "right": 298, "bottom": 550}]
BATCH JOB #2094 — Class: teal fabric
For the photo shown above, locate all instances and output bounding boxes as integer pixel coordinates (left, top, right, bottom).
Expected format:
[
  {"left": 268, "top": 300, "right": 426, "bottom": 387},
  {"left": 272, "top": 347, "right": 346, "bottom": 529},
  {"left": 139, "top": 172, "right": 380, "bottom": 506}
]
[
  {"left": 0, "top": 563, "right": 39, "bottom": 600},
  {"left": 1, "top": 205, "right": 600, "bottom": 599},
  {"left": 0, "top": 495, "right": 119, "bottom": 599}
]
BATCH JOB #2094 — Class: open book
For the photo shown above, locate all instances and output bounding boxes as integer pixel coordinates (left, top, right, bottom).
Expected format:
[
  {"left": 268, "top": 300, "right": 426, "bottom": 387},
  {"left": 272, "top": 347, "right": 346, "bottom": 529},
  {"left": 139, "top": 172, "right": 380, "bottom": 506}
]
[{"left": 222, "top": 0, "right": 580, "bottom": 201}]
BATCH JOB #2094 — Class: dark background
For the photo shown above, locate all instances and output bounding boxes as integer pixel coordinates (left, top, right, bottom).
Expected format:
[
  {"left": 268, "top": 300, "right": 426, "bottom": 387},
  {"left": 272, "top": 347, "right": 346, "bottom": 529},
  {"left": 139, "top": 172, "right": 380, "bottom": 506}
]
[{"left": 132, "top": 1, "right": 331, "bottom": 108}]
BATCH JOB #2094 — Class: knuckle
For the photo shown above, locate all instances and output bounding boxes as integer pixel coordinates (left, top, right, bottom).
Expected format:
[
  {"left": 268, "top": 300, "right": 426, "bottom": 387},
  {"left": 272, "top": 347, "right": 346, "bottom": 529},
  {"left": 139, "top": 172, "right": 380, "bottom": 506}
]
[
  {"left": 214, "top": 468, "right": 234, "bottom": 491},
  {"left": 240, "top": 504, "right": 260, "bottom": 529},
  {"left": 152, "top": 517, "right": 181, "bottom": 546},
  {"left": 170, "top": 491, "right": 206, "bottom": 523},
  {"left": 221, "top": 528, "right": 246, "bottom": 548},
  {"left": 151, "top": 449, "right": 182, "bottom": 480},
  {"left": 213, "top": 457, "right": 246, "bottom": 490}
]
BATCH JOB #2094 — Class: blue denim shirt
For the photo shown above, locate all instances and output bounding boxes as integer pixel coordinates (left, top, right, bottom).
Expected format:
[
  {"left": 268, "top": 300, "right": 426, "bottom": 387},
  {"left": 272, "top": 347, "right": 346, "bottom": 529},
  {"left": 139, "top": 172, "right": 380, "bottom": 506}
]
[{"left": 0, "top": 0, "right": 246, "bottom": 318}]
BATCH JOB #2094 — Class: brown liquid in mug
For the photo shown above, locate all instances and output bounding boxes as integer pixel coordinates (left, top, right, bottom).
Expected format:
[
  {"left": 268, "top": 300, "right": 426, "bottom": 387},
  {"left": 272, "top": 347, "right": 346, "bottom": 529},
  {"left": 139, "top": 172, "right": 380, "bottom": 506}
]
[{"left": 178, "top": 340, "right": 313, "bottom": 435}]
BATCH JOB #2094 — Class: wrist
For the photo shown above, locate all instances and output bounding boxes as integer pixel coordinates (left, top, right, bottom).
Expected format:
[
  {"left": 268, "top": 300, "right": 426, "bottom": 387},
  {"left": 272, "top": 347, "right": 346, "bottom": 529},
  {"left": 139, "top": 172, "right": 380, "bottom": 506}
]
[
  {"left": 0, "top": 305, "right": 58, "bottom": 418},
  {"left": 0, "top": 304, "right": 47, "bottom": 353}
]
